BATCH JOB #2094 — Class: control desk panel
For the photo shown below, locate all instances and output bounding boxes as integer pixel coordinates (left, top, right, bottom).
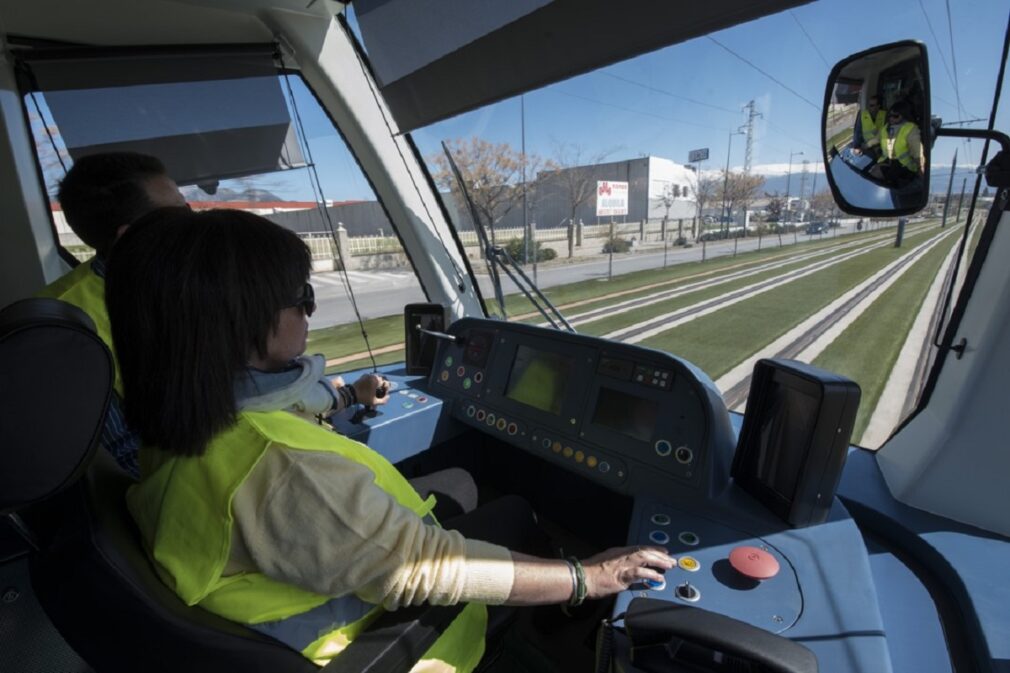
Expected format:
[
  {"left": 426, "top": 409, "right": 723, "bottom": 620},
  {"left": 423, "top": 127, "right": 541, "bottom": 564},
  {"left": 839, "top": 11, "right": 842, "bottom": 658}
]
[{"left": 428, "top": 318, "right": 736, "bottom": 499}]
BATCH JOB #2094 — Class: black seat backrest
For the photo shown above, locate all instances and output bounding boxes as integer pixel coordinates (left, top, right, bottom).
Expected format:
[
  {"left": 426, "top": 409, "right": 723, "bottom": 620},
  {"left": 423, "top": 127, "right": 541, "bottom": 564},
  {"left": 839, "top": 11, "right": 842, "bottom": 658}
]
[
  {"left": 32, "top": 449, "right": 319, "bottom": 673},
  {"left": 0, "top": 298, "right": 111, "bottom": 517}
]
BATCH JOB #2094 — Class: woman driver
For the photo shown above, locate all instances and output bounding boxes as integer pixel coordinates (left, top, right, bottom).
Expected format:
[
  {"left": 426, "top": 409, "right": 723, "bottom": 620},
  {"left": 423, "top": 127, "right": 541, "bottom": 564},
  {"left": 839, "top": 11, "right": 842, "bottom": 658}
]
[{"left": 105, "top": 207, "right": 674, "bottom": 671}]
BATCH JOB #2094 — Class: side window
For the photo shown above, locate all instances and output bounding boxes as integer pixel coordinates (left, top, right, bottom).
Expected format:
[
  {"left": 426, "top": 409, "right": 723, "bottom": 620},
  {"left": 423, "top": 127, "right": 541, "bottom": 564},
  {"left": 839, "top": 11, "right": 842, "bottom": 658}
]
[{"left": 23, "top": 56, "right": 424, "bottom": 372}]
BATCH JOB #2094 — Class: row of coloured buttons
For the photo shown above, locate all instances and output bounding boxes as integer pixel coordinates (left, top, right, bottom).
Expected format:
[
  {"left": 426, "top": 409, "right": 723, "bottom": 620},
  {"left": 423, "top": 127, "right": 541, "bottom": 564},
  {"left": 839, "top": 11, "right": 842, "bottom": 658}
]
[
  {"left": 531, "top": 432, "right": 623, "bottom": 478},
  {"left": 395, "top": 389, "right": 429, "bottom": 409},
  {"left": 438, "top": 366, "right": 484, "bottom": 391},
  {"left": 465, "top": 405, "right": 520, "bottom": 436}
]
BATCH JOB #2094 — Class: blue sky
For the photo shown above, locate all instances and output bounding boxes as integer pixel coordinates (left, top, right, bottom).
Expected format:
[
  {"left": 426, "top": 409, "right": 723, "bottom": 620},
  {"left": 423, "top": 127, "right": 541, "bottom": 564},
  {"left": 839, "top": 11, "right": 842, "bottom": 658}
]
[
  {"left": 289, "top": 0, "right": 1007, "bottom": 203},
  {"left": 30, "top": 0, "right": 1010, "bottom": 203}
]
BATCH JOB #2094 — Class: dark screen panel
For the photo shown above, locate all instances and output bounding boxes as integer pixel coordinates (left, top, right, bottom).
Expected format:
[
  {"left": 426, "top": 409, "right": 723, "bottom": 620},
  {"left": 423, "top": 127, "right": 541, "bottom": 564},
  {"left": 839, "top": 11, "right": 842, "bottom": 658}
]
[
  {"left": 591, "top": 386, "right": 657, "bottom": 443},
  {"left": 753, "top": 381, "right": 819, "bottom": 499}
]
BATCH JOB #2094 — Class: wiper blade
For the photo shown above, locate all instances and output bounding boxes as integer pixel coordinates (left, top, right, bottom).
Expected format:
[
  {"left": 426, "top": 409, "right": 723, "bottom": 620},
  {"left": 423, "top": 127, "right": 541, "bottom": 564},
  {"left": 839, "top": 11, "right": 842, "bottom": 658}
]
[{"left": 440, "top": 141, "right": 575, "bottom": 332}]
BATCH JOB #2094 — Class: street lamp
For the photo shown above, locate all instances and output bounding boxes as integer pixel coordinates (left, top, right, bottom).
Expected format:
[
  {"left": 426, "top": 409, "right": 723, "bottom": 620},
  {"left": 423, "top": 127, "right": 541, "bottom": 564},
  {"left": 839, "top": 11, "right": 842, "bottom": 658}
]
[
  {"left": 722, "top": 128, "right": 745, "bottom": 235},
  {"left": 784, "top": 150, "right": 803, "bottom": 224}
]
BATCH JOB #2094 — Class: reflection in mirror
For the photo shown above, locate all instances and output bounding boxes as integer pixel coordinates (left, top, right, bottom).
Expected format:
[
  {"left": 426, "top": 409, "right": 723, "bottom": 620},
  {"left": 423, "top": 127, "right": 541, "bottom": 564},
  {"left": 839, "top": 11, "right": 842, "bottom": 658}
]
[{"left": 823, "top": 43, "right": 929, "bottom": 214}]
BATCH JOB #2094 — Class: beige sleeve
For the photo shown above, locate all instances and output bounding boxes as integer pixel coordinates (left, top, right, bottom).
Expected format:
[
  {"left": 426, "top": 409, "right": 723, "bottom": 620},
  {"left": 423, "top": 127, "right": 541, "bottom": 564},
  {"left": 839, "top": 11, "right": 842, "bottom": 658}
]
[{"left": 228, "top": 444, "right": 515, "bottom": 608}]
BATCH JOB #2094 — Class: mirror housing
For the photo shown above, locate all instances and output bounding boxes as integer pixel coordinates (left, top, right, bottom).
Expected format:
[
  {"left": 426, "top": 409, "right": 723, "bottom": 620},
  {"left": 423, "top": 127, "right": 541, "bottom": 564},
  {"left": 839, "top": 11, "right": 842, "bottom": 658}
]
[{"left": 822, "top": 41, "right": 930, "bottom": 216}]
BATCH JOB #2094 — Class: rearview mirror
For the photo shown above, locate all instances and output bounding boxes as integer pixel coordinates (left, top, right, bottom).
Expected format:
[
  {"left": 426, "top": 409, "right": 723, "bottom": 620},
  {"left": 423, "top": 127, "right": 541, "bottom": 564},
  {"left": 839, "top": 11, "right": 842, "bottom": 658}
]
[{"left": 822, "top": 41, "right": 930, "bottom": 216}]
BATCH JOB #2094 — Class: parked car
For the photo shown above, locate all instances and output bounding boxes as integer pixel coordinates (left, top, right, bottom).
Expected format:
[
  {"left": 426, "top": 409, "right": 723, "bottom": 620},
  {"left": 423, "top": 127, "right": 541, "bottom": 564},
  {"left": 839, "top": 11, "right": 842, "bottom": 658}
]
[{"left": 805, "top": 221, "right": 828, "bottom": 235}]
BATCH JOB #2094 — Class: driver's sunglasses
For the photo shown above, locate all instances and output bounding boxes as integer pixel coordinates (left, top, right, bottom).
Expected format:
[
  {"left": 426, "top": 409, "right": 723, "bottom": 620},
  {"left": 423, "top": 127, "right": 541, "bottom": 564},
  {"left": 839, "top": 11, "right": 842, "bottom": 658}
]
[{"left": 288, "top": 282, "right": 316, "bottom": 317}]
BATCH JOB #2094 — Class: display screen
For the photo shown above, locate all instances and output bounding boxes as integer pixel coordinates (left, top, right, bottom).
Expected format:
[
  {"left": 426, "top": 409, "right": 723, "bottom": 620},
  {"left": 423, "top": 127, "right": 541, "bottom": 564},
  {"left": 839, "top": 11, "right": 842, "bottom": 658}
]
[
  {"left": 753, "top": 381, "right": 819, "bottom": 499},
  {"left": 504, "top": 345, "right": 574, "bottom": 415},
  {"left": 590, "top": 386, "right": 658, "bottom": 443}
]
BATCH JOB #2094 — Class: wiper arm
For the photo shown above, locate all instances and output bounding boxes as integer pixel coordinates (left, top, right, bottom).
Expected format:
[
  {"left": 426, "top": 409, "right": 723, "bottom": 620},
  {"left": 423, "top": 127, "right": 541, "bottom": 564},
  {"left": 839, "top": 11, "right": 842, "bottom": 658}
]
[{"left": 440, "top": 141, "right": 575, "bottom": 332}]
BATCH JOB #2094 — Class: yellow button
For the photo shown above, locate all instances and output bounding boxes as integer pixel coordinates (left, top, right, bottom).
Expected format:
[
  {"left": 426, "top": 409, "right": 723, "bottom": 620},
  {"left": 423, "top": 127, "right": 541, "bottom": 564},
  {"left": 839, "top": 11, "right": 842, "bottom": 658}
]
[
  {"left": 562, "top": 446, "right": 574, "bottom": 458},
  {"left": 574, "top": 450, "right": 585, "bottom": 463},
  {"left": 587, "top": 456, "right": 598, "bottom": 468},
  {"left": 496, "top": 418, "right": 507, "bottom": 430},
  {"left": 679, "top": 556, "right": 700, "bottom": 572},
  {"left": 439, "top": 371, "right": 449, "bottom": 382},
  {"left": 552, "top": 441, "right": 563, "bottom": 453}
]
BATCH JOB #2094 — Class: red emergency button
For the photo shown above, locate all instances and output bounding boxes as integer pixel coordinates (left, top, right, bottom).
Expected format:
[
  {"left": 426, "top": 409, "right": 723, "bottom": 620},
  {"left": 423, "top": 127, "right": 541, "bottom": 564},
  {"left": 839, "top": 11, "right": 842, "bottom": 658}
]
[{"left": 729, "top": 546, "right": 780, "bottom": 580}]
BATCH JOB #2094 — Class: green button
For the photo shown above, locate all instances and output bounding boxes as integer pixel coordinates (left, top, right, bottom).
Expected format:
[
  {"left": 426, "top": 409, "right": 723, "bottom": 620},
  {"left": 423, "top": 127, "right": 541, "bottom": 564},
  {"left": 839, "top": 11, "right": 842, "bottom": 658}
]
[
  {"left": 463, "top": 378, "right": 472, "bottom": 389},
  {"left": 444, "top": 355, "right": 454, "bottom": 367}
]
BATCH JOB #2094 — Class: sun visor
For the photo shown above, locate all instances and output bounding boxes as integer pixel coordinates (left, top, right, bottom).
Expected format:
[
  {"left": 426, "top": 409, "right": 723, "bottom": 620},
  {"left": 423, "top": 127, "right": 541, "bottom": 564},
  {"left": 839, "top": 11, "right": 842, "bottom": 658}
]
[
  {"left": 355, "top": 0, "right": 810, "bottom": 132},
  {"left": 16, "top": 45, "right": 305, "bottom": 185}
]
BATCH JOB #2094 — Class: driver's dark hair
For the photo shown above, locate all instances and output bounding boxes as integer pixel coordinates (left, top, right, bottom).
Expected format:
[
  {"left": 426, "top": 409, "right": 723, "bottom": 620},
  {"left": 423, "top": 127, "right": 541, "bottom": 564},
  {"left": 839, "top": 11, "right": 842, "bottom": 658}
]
[
  {"left": 105, "top": 207, "right": 311, "bottom": 456},
  {"left": 890, "top": 100, "right": 913, "bottom": 121},
  {"left": 57, "top": 152, "right": 170, "bottom": 257}
]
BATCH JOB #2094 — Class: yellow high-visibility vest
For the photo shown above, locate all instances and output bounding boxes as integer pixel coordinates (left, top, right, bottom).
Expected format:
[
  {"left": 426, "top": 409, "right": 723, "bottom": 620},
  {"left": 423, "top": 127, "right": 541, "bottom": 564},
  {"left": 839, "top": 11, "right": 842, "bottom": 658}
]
[
  {"left": 127, "top": 410, "right": 487, "bottom": 670},
  {"left": 36, "top": 259, "right": 122, "bottom": 394},
  {"left": 879, "top": 122, "right": 920, "bottom": 172},
  {"left": 860, "top": 108, "right": 886, "bottom": 145}
]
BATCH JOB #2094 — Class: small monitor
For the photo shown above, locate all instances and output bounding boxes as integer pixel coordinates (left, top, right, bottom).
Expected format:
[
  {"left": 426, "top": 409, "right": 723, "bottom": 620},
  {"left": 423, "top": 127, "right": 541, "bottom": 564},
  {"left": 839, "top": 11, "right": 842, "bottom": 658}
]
[
  {"left": 404, "top": 304, "right": 446, "bottom": 375},
  {"left": 504, "top": 345, "right": 574, "bottom": 415},
  {"left": 732, "top": 359, "right": 860, "bottom": 528}
]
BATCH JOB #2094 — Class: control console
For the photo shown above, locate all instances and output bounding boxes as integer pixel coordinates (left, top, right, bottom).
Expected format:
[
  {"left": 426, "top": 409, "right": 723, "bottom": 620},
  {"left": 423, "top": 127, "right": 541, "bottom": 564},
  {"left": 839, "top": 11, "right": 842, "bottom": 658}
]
[{"left": 428, "top": 318, "right": 736, "bottom": 498}]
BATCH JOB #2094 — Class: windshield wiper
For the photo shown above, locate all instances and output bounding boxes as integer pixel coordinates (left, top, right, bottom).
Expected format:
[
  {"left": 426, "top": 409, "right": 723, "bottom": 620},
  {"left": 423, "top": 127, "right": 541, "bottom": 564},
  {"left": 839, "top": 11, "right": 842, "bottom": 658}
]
[{"left": 440, "top": 141, "right": 575, "bottom": 332}]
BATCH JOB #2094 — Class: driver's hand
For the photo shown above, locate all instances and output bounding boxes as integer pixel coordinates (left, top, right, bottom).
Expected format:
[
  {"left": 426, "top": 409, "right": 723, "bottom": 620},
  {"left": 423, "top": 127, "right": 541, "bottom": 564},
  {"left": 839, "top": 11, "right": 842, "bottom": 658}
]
[
  {"left": 353, "top": 374, "right": 390, "bottom": 407},
  {"left": 852, "top": 147, "right": 862, "bottom": 156},
  {"left": 581, "top": 546, "right": 676, "bottom": 598}
]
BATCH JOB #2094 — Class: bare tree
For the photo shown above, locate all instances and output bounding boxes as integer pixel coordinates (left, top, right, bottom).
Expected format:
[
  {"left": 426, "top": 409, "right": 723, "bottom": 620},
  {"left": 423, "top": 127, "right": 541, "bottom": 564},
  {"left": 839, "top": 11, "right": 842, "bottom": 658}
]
[
  {"left": 722, "top": 171, "right": 766, "bottom": 231},
  {"left": 688, "top": 171, "right": 720, "bottom": 239},
  {"left": 652, "top": 184, "right": 676, "bottom": 242},
  {"left": 809, "top": 189, "right": 838, "bottom": 221},
  {"left": 542, "top": 142, "right": 617, "bottom": 258},
  {"left": 431, "top": 137, "right": 542, "bottom": 246},
  {"left": 765, "top": 193, "right": 785, "bottom": 222}
]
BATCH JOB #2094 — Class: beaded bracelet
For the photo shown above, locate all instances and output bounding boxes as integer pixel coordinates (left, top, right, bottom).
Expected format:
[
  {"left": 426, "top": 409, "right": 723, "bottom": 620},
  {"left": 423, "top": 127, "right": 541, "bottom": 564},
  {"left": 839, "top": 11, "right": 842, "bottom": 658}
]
[{"left": 567, "top": 556, "right": 587, "bottom": 607}]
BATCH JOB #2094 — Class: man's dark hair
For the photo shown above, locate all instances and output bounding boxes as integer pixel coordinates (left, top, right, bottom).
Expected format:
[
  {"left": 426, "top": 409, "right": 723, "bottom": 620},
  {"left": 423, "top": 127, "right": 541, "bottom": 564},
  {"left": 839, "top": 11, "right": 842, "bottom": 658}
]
[
  {"left": 890, "top": 100, "right": 913, "bottom": 121},
  {"left": 105, "top": 207, "right": 311, "bottom": 456},
  {"left": 57, "top": 152, "right": 169, "bottom": 256}
]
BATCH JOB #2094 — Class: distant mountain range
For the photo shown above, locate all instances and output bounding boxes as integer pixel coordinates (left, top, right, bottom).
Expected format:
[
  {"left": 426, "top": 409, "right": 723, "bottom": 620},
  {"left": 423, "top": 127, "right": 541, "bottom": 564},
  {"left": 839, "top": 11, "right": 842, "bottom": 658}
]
[
  {"left": 179, "top": 186, "right": 284, "bottom": 202},
  {"left": 714, "top": 164, "right": 987, "bottom": 198}
]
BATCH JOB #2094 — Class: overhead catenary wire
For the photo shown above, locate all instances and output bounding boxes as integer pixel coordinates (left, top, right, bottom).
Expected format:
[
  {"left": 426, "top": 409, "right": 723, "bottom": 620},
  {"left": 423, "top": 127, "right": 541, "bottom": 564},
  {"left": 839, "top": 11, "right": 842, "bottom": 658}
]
[
  {"left": 277, "top": 56, "right": 378, "bottom": 372},
  {"left": 706, "top": 36, "right": 820, "bottom": 111},
  {"left": 789, "top": 10, "right": 830, "bottom": 67},
  {"left": 597, "top": 71, "right": 741, "bottom": 115}
]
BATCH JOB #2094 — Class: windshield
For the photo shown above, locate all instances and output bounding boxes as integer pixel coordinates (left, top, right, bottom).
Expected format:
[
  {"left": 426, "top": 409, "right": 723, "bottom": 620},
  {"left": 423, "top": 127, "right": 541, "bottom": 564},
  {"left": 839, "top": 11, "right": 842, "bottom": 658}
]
[{"left": 406, "top": 0, "right": 1009, "bottom": 449}]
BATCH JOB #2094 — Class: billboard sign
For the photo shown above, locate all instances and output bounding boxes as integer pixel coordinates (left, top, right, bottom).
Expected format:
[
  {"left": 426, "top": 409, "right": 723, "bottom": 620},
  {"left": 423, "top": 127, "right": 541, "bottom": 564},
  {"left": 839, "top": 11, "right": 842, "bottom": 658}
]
[
  {"left": 596, "top": 180, "right": 629, "bottom": 216},
  {"left": 688, "top": 148, "right": 709, "bottom": 163}
]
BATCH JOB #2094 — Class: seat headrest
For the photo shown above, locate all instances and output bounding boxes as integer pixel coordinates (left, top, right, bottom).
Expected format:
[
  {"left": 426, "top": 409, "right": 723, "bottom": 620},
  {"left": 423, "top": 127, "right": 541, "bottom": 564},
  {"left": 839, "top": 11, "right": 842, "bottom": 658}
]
[{"left": 0, "top": 298, "right": 113, "bottom": 515}]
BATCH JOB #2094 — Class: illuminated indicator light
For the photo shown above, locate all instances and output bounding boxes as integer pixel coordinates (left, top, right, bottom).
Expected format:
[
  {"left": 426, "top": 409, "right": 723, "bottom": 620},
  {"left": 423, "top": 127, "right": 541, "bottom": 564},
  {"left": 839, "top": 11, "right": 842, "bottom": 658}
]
[
  {"left": 586, "top": 456, "right": 598, "bottom": 468},
  {"left": 439, "top": 371, "right": 449, "bottom": 382},
  {"left": 679, "top": 556, "right": 700, "bottom": 572},
  {"left": 496, "top": 418, "right": 507, "bottom": 431},
  {"left": 463, "top": 378, "right": 472, "bottom": 390},
  {"left": 574, "top": 450, "right": 585, "bottom": 463},
  {"left": 507, "top": 423, "right": 518, "bottom": 435},
  {"left": 474, "top": 372, "right": 484, "bottom": 383},
  {"left": 444, "top": 356, "right": 454, "bottom": 367},
  {"left": 562, "top": 446, "right": 574, "bottom": 458},
  {"left": 552, "top": 441, "right": 563, "bottom": 453},
  {"left": 456, "top": 366, "right": 465, "bottom": 377}
]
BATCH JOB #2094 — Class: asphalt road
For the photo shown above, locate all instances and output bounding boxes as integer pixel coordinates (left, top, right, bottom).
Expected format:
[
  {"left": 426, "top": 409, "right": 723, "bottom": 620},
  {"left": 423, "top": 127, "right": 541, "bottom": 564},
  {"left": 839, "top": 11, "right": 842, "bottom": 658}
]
[{"left": 310, "top": 224, "right": 865, "bottom": 329}]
